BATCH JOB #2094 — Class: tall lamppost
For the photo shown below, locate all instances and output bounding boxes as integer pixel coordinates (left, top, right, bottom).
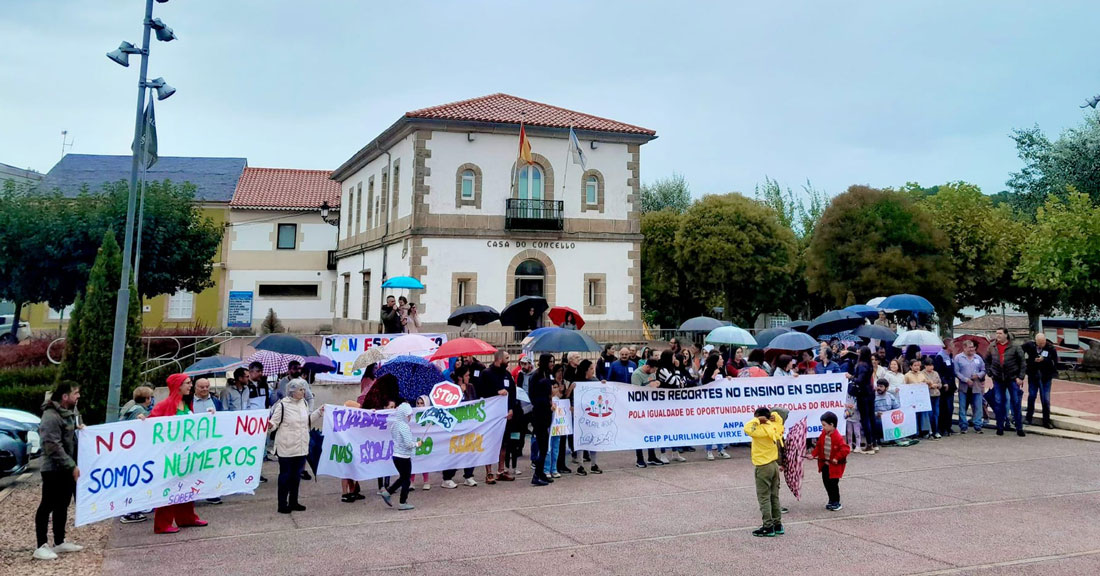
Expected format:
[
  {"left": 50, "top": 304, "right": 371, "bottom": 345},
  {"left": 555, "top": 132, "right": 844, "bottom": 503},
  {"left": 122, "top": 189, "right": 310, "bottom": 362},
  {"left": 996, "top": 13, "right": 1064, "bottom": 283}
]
[{"left": 103, "top": 0, "right": 176, "bottom": 422}]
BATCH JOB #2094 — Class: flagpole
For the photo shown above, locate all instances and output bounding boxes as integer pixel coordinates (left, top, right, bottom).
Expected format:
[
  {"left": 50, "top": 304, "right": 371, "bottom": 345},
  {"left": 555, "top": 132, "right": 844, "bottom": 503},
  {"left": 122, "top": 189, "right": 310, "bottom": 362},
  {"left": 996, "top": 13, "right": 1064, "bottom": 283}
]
[
  {"left": 562, "top": 122, "right": 572, "bottom": 199},
  {"left": 134, "top": 89, "right": 150, "bottom": 287}
]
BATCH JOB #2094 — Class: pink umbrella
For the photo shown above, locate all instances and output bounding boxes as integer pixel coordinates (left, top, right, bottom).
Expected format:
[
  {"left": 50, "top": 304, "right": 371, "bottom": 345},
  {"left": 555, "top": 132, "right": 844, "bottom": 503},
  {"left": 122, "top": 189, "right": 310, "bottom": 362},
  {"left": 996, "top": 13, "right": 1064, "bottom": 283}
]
[
  {"left": 783, "top": 416, "right": 809, "bottom": 500},
  {"left": 246, "top": 350, "right": 304, "bottom": 377},
  {"left": 382, "top": 334, "right": 440, "bottom": 358}
]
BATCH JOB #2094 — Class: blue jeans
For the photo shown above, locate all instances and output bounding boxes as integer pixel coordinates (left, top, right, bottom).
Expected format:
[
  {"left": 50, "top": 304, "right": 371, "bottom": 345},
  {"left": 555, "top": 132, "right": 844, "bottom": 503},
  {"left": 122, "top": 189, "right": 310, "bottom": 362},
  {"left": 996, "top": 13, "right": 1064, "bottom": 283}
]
[
  {"left": 959, "top": 389, "right": 983, "bottom": 431},
  {"left": 706, "top": 444, "right": 725, "bottom": 451},
  {"left": 993, "top": 378, "right": 1023, "bottom": 433},
  {"left": 918, "top": 401, "right": 941, "bottom": 435},
  {"left": 544, "top": 435, "right": 560, "bottom": 475},
  {"left": 530, "top": 434, "right": 541, "bottom": 466},
  {"left": 1026, "top": 376, "right": 1053, "bottom": 424}
]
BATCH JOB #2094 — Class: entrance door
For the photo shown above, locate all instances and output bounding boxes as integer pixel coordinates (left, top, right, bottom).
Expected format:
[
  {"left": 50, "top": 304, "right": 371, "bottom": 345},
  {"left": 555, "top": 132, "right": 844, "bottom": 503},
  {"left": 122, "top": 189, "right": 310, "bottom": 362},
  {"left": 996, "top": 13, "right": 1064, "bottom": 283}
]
[
  {"left": 517, "top": 165, "right": 544, "bottom": 218},
  {"left": 514, "top": 259, "right": 545, "bottom": 299}
]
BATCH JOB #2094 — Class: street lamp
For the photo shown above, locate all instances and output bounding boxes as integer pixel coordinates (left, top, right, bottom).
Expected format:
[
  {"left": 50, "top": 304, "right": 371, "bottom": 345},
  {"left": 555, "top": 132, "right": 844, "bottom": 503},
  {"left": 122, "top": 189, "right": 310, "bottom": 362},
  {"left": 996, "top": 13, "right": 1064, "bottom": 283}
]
[
  {"left": 319, "top": 200, "right": 340, "bottom": 226},
  {"left": 103, "top": 0, "right": 177, "bottom": 423}
]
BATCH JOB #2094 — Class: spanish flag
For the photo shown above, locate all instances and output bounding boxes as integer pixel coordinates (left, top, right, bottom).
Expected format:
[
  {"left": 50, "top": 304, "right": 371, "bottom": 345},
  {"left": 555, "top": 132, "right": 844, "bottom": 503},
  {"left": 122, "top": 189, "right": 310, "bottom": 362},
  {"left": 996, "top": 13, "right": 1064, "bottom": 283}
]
[{"left": 518, "top": 122, "right": 533, "bottom": 165}]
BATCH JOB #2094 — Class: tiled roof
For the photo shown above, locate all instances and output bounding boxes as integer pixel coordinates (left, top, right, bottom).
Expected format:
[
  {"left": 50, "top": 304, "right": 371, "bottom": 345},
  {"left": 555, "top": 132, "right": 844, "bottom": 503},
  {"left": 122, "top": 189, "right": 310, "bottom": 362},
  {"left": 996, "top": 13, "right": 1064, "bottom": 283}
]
[
  {"left": 38, "top": 154, "right": 247, "bottom": 203},
  {"left": 230, "top": 167, "right": 340, "bottom": 210},
  {"left": 406, "top": 93, "right": 656, "bottom": 136},
  {"left": 955, "top": 314, "right": 1030, "bottom": 332}
]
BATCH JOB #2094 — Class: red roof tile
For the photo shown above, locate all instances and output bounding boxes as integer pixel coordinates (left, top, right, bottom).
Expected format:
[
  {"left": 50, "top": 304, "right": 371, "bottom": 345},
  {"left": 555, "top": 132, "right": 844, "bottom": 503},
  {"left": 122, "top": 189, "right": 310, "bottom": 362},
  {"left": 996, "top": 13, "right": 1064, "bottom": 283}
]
[
  {"left": 231, "top": 167, "right": 341, "bottom": 209},
  {"left": 406, "top": 93, "right": 656, "bottom": 136}
]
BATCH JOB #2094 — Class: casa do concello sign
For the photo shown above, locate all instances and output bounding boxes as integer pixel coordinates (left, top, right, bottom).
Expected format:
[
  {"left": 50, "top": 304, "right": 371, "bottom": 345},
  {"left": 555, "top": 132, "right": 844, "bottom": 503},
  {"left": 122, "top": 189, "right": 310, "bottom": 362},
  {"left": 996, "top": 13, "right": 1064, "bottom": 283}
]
[{"left": 485, "top": 240, "right": 577, "bottom": 250}]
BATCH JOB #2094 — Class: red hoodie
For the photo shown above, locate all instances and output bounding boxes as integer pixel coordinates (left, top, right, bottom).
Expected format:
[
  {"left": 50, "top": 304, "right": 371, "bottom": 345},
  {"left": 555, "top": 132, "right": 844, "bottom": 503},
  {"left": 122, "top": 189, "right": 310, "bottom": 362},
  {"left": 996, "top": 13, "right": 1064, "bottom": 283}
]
[
  {"left": 150, "top": 373, "right": 190, "bottom": 418},
  {"left": 811, "top": 428, "right": 851, "bottom": 479}
]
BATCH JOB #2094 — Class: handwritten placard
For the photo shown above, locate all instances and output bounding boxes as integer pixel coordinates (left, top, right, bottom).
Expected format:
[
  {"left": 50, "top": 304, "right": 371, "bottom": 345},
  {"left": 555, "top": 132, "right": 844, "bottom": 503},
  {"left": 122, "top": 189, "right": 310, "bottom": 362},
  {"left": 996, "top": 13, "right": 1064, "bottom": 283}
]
[
  {"left": 75, "top": 410, "right": 269, "bottom": 526},
  {"left": 551, "top": 399, "right": 572, "bottom": 437}
]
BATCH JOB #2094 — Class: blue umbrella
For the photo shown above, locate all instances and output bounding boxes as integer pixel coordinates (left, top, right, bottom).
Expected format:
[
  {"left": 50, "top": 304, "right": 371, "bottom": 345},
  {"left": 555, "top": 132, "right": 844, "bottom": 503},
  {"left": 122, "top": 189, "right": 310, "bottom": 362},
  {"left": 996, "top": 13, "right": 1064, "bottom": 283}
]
[
  {"left": 852, "top": 324, "right": 897, "bottom": 341},
  {"left": 183, "top": 355, "right": 245, "bottom": 376},
  {"left": 766, "top": 331, "right": 819, "bottom": 351},
  {"left": 878, "top": 294, "right": 934, "bottom": 315},
  {"left": 376, "top": 355, "right": 446, "bottom": 402},
  {"left": 381, "top": 276, "right": 426, "bottom": 289},
  {"left": 808, "top": 310, "right": 865, "bottom": 337},
  {"left": 843, "top": 304, "right": 881, "bottom": 319},
  {"left": 782, "top": 320, "right": 811, "bottom": 332},
  {"left": 704, "top": 326, "right": 757, "bottom": 347},
  {"left": 250, "top": 334, "right": 318, "bottom": 357},
  {"left": 678, "top": 316, "right": 729, "bottom": 332},
  {"left": 527, "top": 328, "right": 602, "bottom": 352},
  {"left": 753, "top": 327, "right": 791, "bottom": 348}
]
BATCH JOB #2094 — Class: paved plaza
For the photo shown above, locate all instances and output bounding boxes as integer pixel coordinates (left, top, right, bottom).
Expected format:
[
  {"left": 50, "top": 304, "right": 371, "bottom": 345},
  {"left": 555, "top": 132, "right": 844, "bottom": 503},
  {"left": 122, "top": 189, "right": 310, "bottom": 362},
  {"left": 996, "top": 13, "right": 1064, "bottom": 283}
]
[{"left": 96, "top": 431, "right": 1100, "bottom": 576}]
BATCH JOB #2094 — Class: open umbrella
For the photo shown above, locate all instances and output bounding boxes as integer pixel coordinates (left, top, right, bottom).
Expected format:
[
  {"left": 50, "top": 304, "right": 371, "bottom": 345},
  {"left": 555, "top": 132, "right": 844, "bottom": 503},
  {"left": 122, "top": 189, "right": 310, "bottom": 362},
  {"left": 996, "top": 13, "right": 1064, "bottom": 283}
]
[
  {"left": 352, "top": 347, "right": 386, "bottom": 372},
  {"left": 447, "top": 304, "right": 500, "bottom": 327},
  {"left": 952, "top": 334, "right": 990, "bottom": 357},
  {"left": 878, "top": 294, "right": 934, "bottom": 315},
  {"left": 548, "top": 306, "right": 585, "bottom": 329},
  {"left": 844, "top": 304, "right": 881, "bottom": 319},
  {"left": 766, "top": 332, "right": 819, "bottom": 351},
  {"left": 375, "top": 355, "right": 446, "bottom": 402},
  {"left": 853, "top": 324, "right": 897, "bottom": 341},
  {"left": 182, "top": 355, "right": 245, "bottom": 376},
  {"left": 893, "top": 329, "right": 942, "bottom": 349},
  {"left": 428, "top": 338, "right": 497, "bottom": 361},
  {"left": 301, "top": 355, "right": 336, "bottom": 374},
  {"left": 520, "top": 326, "right": 558, "bottom": 348},
  {"left": 678, "top": 316, "right": 728, "bottom": 332},
  {"left": 499, "top": 295, "right": 549, "bottom": 327},
  {"left": 246, "top": 350, "right": 304, "bottom": 377},
  {"left": 783, "top": 416, "right": 809, "bottom": 500},
  {"left": 866, "top": 296, "right": 886, "bottom": 308},
  {"left": 782, "top": 320, "right": 811, "bottom": 332},
  {"left": 808, "top": 310, "right": 865, "bottom": 337},
  {"left": 250, "top": 334, "right": 318, "bottom": 357},
  {"left": 383, "top": 334, "right": 440, "bottom": 358},
  {"left": 381, "top": 276, "right": 425, "bottom": 289},
  {"left": 753, "top": 327, "right": 791, "bottom": 348},
  {"left": 704, "top": 326, "right": 757, "bottom": 347},
  {"left": 527, "top": 328, "right": 602, "bottom": 353}
]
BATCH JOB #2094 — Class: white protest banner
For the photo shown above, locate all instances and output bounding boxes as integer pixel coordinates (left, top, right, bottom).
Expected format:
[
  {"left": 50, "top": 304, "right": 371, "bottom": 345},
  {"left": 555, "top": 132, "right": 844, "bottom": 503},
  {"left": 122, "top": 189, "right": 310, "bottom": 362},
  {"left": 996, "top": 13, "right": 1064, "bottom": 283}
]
[
  {"left": 551, "top": 399, "right": 572, "bottom": 437},
  {"left": 75, "top": 410, "right": 269, "bottom": 526},
  {"left": 316, "top": 333, "right": 448, "bottom": 382},
  {"left": 573, "top": 374, "right": 847, "bottom": 452},
  {"left": 318, "top": 396, "right": 506, "bottom": 481},
  {"left": 881, "top": 409, "right": 917, "bottom": 441},
  {"left": 898, "top": 384, "right": 932, "bottom": 412}
]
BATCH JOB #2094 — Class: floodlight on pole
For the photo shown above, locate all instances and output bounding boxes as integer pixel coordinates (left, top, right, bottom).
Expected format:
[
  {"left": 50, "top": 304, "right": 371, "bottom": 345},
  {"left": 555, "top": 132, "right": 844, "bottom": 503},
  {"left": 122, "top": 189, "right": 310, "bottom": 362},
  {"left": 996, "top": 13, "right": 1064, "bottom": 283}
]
[
  {"left": 145, "top": 77, "right": 176, "bottom": 100},
  {"left": 1082, "top": 94, "right": 1100, "bottom": 109},
  {"left": 150, "top": 18, "right": 176, "bottom": 42},
  {"left": 106, "top": 41, "right": 143, "bottom": 67}
]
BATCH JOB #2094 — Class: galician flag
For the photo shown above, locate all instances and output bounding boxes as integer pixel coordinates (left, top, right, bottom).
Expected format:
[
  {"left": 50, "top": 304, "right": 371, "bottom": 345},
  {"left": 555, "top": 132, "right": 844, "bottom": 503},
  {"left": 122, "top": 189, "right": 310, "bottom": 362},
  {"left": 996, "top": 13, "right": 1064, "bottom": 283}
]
[
  {"left": 518, "top": 122, "right": 533, "bottom": 165},
  {"left": 131, "top": 97, "right": 158, "bottom": 169},
  {"left": 568, "top": 127, "right": 587, "bottom": 171}
]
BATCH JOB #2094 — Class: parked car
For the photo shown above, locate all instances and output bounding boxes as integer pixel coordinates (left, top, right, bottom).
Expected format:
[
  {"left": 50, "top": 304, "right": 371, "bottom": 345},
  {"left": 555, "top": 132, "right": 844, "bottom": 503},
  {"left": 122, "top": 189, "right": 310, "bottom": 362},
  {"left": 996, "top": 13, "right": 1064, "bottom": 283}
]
[
  {"left": 0, "top": 417, "right": 36, "bottom": 477},
  {"left": 0, "top": 314, "right": 32, "bottom": 344},
  {"left": 0, "top": 408, "right": 40, "bottom": 457}
]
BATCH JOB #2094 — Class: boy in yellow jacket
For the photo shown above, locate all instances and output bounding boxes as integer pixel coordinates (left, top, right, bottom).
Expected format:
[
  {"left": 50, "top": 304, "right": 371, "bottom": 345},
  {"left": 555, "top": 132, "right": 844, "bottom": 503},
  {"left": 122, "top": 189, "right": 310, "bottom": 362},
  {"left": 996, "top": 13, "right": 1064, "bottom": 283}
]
[{"left": 745, "top": 407, "right": 785, "bottom": 537}]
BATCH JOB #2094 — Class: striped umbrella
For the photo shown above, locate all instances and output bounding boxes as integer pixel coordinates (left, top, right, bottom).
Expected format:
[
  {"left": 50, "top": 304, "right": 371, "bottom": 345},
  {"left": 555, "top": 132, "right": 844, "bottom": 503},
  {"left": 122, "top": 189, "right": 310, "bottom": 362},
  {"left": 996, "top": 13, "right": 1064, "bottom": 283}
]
[{"left": 783, "top": 416, "right": 809, "bottom": 501}]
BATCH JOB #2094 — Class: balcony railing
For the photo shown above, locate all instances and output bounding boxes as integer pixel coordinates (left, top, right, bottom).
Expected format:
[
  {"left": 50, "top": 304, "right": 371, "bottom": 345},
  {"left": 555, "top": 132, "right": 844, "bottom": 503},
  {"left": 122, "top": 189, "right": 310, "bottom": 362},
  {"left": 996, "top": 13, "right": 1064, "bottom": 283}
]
[
  {"left": 505, "top": 198, "right": 564, "bottom": 231},
  {"left": 327, "top": 250, "right": 338, "bottom": 271}
]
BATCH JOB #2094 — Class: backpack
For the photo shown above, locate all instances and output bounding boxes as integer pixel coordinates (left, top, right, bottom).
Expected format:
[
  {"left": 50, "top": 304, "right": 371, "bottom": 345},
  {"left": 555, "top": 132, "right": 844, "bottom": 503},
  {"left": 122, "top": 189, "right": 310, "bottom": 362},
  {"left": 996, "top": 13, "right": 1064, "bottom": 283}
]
[{"left": 776, "top": 434, "right": 788, "bottom": 469}]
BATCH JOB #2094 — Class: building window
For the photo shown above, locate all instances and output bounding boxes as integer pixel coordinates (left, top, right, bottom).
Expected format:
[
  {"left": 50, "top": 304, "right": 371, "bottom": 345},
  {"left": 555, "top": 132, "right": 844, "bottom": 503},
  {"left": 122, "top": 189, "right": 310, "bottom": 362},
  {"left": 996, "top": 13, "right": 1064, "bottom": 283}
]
[
  {"left": 768, "top": 314, "right": 791, "bottom": 328},
  {"left": 167, "top": 291, "right": 194, "bottom": 319},
  {"left": 451, "top": 272, "right": 478, "bottom": 311},
  {"left": 361, "top": 271, "right": 371, "bottom": 321},
  {"left": 585, "top": 176, "right": 598, "bottom": 205},
  {"left": 455, "top": 163, "right": 482, "bottom": 208},
  {"left": 457, "top": 280, "right": 468, "bottom": 307},
  {"left": 580, "top": 170, "right": 605, "bottom": 213},
  {"left": 381, "top": 170, "right": 389, "bottom": 224},
  {"left": 517, "top": 165, "right": 544, "bottom": 201},
  {"left": 354, "top": 182, "right": 362, "bottom": 234},
  {"left": 514, "top": 259, "right": 545, "bottom": 298},
  {"left": 342, "top": 276, "right": 350, "bottom": 319},
  {"left": 258, "top": 284, "right": 319, "bottom": 298},
  {"left": 366, "top": 177, "right": 374, "bottom": 230},
  {"left": 583, "top": 273, "right": 606, "bottom": 315},
  {"left": 276, "top": 223, "right": 297, "bottom": 250},
  {"left": 588, "top": 280, "right": 599, "bottom": 307},
  {"left": 374, "top": 196, "right": 380, "bottom": 229},
  {"left": 391, "top": 160, "right": 400, "bottom": 225},
  {"left": 461, "top": 170, "right": 475, "bottom": 199},
  {"left": 345, "top": 187, "right": 353, "bottom": 238}
]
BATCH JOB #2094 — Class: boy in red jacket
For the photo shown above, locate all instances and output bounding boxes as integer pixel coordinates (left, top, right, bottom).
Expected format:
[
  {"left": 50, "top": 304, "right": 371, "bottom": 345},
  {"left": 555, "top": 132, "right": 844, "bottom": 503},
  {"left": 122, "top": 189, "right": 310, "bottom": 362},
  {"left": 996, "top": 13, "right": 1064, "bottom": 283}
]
[{"left": 811, "top": 411, "right": 851, "bottom": 511}]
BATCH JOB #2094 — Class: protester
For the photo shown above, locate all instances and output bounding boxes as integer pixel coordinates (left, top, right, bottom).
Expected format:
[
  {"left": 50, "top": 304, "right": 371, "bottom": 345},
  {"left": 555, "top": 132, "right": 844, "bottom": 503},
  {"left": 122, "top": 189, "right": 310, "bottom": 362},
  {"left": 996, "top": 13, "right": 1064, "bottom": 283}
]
[
  {"left": 772, "top": 354, "right": 796, "bottom": 378},
  {"left": 746, "top": 407, "right": 785, "bottom": 537},
  {"left": 118, "top": 385, "right": 155, "bottom": 523},
  {"left": 360, "top": 374, "right": 399, "bottom": 493},
  {"left": 844, "top": 385, "right": 862, "bottom": 451},
  {"left": 529, "top": 359, "right": 554, "bottom": 487},
  {"left": 573, "top": 359, "right": 601, "bottom": 474},
  {"left": 921, "top": 358, "right": 943, "bottom": 439},
  {"left": 380, "top": 402, "right": 421, "bottom": 510},
  {"left": 339, "top": 399, "right": 366, "bottom": 502},
  {"left": 442, "top": 366, "right": 479, "bottom": 488},
  {"left": 544, "top": 366, "right": 565, "bottom": 478},
  {"left": 414, "top": 395, "right": 433, "bottom": 490},
  {"left": 727, "top": 346, "right": 746, "bottom": 376},
  {"left": 741, "top": 348, "right": 770, "bottom": 378},
  {"left": 607, "top": 347, "right": 636, "bottom": 383},
  {"left": 954, "top": 340, "right": 986, "bottom": 434},
  {"left": 1022, "top": 333, "right": 1058, "bottom": 429},
  {"left": 815, "top": 348, "right": 843, "bottom": 375},
  {"left": 811, "top": 411, "right": 851, "bottom": 511},
  {"left": 275, "top": 361, "right": 314, "bottom": 408},
  {"left": 151, "top": 374, "right": 209, "bottom": 534},
  {"left": 657, "top": 350, "right": 688, "bottom": 389},
  {"left": 853, "top": 347, "right": 876, "bottom": 453},
  {"left": 872, "top": 378, "right": 900, "bottom": 443},
  {"left": 480, "top": 350, "right": 518, "bottom": 482},
  {"left": 220, "top": 367, "right": 251, "bottom": 411},
  {"left": 985, "top": 328, "right": 1026, "bottom": 437},
  {"left": 269, "top": 379, "right": 324, "bottom": 514},
  {"left": 357, "top": 362, "right": 376, "bottom": 407},
  {"left": 381, "top": 295, "right": 402, "bottom": 334},
  {"left": 246, "top": 361, "right": 272, "bottom": 411},
  {"left": 561, "top": 312, "right": 578, "bottom": 330},
  {"left": 933, "top": 340, "right": 957, "bottom": 436},
  {"left": 33, "top": 381, "right": 83, "bottom": 561},
  {"left": 630, "top": 349, "right": 663, "bottom": 467},
  {"left": 398, "top": 296, "right": 421, "bottom": 333},
  {"left": 192, "top": 378, "right": 222, "bottom": 414},
  {"left": 595, "top": 344, "right": 616, "bottom": 380},
  {"left": 796, "top": 350, "right": 817, "bottom": 375}
]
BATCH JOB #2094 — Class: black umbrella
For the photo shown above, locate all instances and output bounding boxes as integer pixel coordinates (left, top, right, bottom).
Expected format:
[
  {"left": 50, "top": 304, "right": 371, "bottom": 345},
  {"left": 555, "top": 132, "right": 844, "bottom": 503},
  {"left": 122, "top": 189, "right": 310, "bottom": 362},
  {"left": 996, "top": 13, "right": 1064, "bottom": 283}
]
[
  {"left": 250, "top": 334, "right": 318, "bottom": 357},
  {"left": 678, "top": 316, "right": 729, "bottom": 332},
  {"left": 782, "top": 320, "right": 811, "bottom": 332},
  {"left": 807, "top": 310, "right": 865, "bottom": 337},
  {"left": 499, "top": 295, "right": 549, "bottom": 327},
  {"left": 447, "top": 304, "right": 500, "bottom": 327},
  {"left": 753, "top": 327, "right": 791, "bottom": 348},
  {"left": 852, "top": 324, "right": 897, "bottom": 341}
]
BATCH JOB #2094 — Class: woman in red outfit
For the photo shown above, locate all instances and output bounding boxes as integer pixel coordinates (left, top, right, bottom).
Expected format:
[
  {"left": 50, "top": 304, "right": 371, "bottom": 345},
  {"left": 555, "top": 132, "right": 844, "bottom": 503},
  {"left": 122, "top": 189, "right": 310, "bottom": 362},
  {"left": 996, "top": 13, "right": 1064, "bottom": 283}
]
[{"left": 150, "top": 373, "right": 209, "bottom": 534}]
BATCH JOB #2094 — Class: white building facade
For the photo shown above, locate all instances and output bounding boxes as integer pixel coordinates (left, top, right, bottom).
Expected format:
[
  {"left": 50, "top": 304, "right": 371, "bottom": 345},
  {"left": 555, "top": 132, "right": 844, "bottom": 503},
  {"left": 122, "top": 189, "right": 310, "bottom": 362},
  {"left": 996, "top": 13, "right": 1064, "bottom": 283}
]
[{"left": 330, "top": 94, "right": 656, "bottom": 334}]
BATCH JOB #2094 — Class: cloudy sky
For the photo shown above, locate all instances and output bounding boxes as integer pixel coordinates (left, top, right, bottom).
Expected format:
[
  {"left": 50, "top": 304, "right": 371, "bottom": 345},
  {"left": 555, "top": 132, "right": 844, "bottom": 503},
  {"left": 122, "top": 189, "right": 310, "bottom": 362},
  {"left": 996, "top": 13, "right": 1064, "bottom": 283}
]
[{"left": 2, "top": 1, "right": 1097, "bottom": 199}]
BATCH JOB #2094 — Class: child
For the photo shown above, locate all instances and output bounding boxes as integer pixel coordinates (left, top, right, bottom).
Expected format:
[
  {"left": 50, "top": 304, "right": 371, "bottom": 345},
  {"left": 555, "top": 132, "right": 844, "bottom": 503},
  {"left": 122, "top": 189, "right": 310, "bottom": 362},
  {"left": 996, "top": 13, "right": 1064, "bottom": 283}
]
[
  {"left": 545, "top": 380, "right": 562, "bottom": 479},
  {"left": 921, "top": 360, "right": 943, "bottom": 439},
  {"left": 745, "top": 407, "right": 785, "bottom": 537},
  {"left": 341, "top": 400, "right": 366, "bottom": 503},
  {"left": 377, "top": 400, "right": 397, "bottom": 495},
  {"left": 413, "top": 396, "right": 432, "bottom": 490},
  {"left": 811, "top": 411, "right": 851, "bottom": 511},
  {"left": 873, "top": 378, "right": 900, "bottom": 443},
  {"left": 844, "top": 390, "right": 863, "bottom": 453},
  {"left": 380, "top": 402, "right": 420, "bottom": 511}
]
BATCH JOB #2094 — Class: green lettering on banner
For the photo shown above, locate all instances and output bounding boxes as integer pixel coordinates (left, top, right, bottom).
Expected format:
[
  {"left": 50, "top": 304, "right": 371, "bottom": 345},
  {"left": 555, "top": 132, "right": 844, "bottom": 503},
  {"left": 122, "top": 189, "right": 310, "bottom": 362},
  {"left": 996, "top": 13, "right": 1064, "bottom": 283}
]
[
  {"left": 152, "top": 422, "right": 165, "bottom": 444},
  {"left": 447, "top": 400, "right": 487, "bottom": 423},
  {"left": 415, "top": 436, "right": 433, "bottom": 456},
  {"left": 218, "top": 445, "right": 233, "bottom": 467},
  {"left": 182, "top": 418, "right": 196, "bottom": 442}
]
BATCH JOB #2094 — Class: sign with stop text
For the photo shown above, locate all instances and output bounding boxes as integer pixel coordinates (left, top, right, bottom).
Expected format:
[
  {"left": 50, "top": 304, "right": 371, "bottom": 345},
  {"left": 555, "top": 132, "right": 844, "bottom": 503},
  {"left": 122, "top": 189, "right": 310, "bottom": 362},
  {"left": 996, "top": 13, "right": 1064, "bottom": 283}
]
[
  {"left": 430, "top": 381, "right": 462, "bottom": 408},
  {"left": 317, "top": 396, "right": 507, "bottom": 481},
  {"left": 75, "top": 410, "right": 269, "bottom": 526},
  {"left": 880, "top": 409, "right": 917, "bottom": 441}
]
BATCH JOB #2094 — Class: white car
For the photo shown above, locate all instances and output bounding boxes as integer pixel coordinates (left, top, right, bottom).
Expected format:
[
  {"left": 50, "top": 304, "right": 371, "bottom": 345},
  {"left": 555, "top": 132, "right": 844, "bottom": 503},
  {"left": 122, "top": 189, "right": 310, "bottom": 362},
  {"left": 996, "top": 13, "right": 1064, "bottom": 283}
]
[
  {"left": 0, "top": 408, "right": 40, "bottom": 457},
  {"left": 0, "top": 314, "right": 31, "bottom": 344}
]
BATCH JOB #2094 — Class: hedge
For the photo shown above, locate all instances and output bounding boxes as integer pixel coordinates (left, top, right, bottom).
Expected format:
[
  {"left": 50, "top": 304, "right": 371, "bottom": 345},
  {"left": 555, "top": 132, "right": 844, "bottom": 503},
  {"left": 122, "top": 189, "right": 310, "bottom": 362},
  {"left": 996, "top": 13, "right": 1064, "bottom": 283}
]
[{"left": 0, "top": 365, "right": 59, "bottom": 415}]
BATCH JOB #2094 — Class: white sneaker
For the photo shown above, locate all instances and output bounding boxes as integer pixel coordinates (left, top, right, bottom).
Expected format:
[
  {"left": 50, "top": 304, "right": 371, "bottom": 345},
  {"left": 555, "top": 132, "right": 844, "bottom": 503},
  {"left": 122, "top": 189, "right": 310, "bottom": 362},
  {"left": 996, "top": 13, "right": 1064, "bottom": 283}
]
[
  {"left": 464, "top": 477, "right": 478, "bottom": 487},
  {"left": 706, "top": 451, "right": 715, "bottom": 460},
  {"left": 422, "top": 483, "right": 431, "bottom": 491},
  {"left": 513, "top": 468, "right": 523, "bottom": 476},
  {"left": 441, "top": 480, "right": 458, "bottom": 489},
  {"left": 52, "top": 542, "right": 83, "bottom": 554},
  {"left": 33, "top": 545, "right": 58, "bottom": 560},
  {"left": 719, "top": 450, "right": 731, "bottom": 459},
  {"left": 673, "top": 453, "right": 687, "bottom": 462},
  {"left": 658, "top": 455, "right": 670, "bottom": 464}
]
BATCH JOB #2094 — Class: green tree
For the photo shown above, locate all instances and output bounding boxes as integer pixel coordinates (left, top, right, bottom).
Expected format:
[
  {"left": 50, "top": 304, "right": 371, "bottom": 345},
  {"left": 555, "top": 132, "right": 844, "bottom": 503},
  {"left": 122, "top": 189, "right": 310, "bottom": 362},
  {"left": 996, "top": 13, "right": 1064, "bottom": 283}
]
[
  {"left": 1007, "top": 113, "right": 1100, "bottom": 216},
  {"left": 59, "top": 231, "right": 142, "bottom": 424},
  {"left": 754, "top": 177, "right": 830, "bottom": 239},
  {"left": 261, "top": 308, "right": 284, "bottom": 334},
  {"left": 641, "top": 210, "right": 702, "bottom": 327},
  {"left": 640, "top": 173, "right": 691, "bottom": 214},
  {"left": 806, "top": 185, "right": 954, "bottom": 315},
  {"left": 920, "top": 181, "right": 1015, "bottom": 334},
  {"left": 676, "top": 193, "right": 798, "bottom": 327}
]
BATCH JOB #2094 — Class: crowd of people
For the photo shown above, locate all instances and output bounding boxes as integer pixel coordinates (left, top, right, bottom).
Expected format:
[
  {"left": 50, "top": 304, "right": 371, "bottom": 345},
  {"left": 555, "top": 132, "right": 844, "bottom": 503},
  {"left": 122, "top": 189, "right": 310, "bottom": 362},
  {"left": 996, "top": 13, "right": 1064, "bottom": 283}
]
[{"left": 30, "top": 324, "right": 1063, "bottom": 557}]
